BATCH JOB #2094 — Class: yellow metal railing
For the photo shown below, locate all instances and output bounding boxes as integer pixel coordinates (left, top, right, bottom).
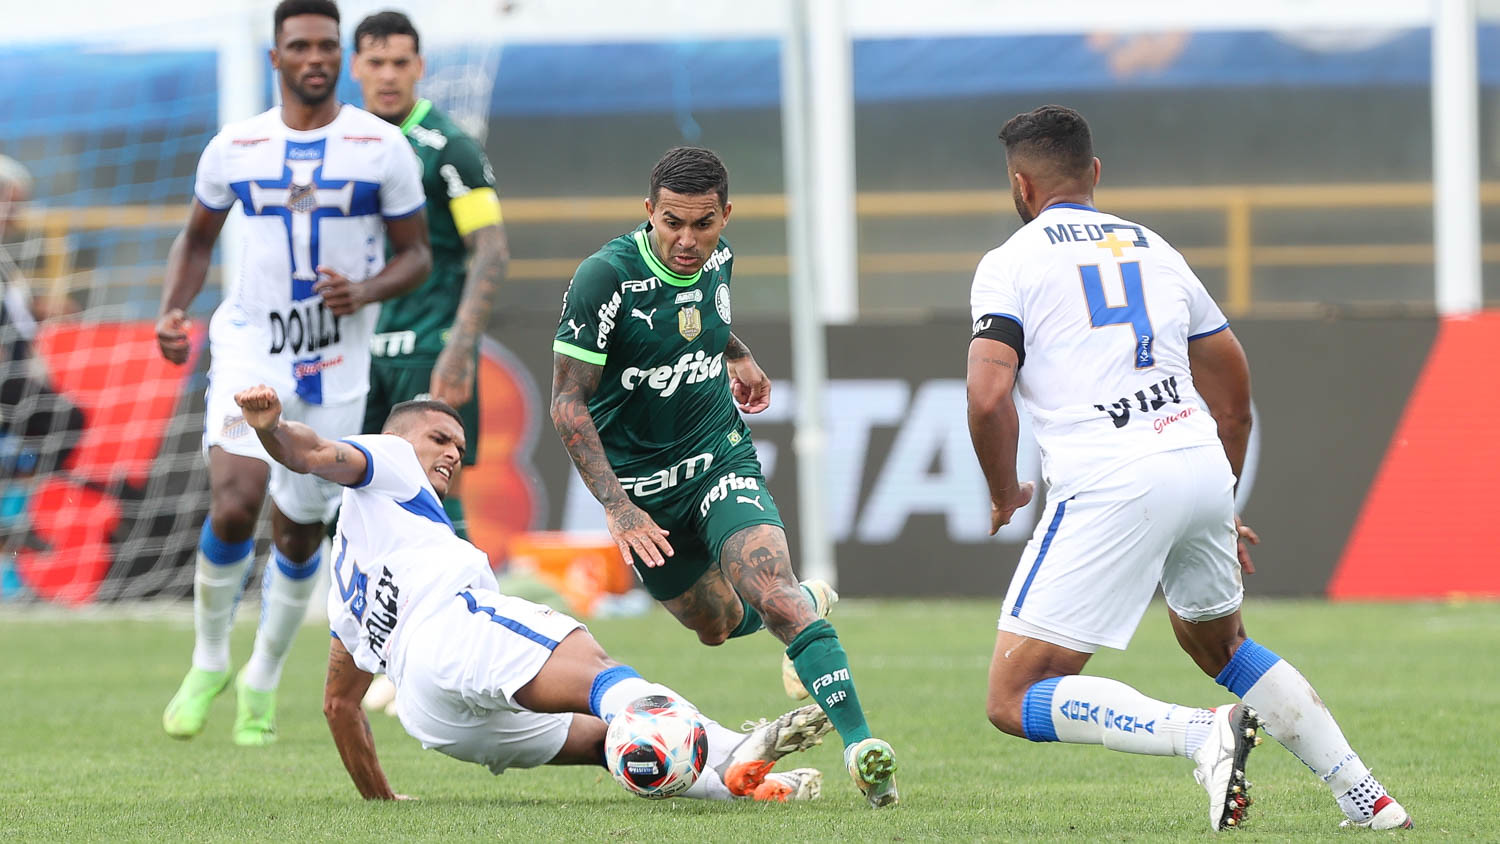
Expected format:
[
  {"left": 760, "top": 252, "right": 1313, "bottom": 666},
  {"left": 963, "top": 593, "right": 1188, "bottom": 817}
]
[{"left": 21, "top": 181, "right": 1500, "bottom": 316}]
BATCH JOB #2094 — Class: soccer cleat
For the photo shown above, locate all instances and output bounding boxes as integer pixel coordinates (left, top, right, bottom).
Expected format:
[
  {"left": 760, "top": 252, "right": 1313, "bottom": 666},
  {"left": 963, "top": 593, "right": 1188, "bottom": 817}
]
[
  {"left": 715, "top": 703, "right": 833, "bottom": 796},
  {"left": 1191, "top": 703, "right": 1262, "bottom": 831},
  {"left": 781, "top": 579, "right": 839, "bottom": 699},
  {"left": 162, "top": 666, "right": 230, "bottom": 738},
  {"left": 1340, "top": 796, "right": 1414, "bottom": 830},
  {"left": 231, "top": 671, "right": 278, "bottom": 747},
  {"left": 845, "top": 737, "right": 899, "bottom": 808},
  {"left": 752, "top": 768, "right": 823, "bottom": 802}
]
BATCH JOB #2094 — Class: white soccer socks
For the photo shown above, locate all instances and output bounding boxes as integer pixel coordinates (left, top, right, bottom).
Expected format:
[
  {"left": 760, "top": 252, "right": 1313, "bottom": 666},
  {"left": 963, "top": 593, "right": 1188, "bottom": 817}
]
[
  {"left": 587, "top": 665, "right": 739, "bottom": 800},
  {"left": 1020, "top": 675, "right": 1214, "bottom": 757},
  {"left": 190, "top": 520, "right": 254, "bottom": 673},
  {"left": 239, "top": 544, "right": 322, "bottom": 692},
  {"left": 1216, "top": 638, "right": 1393, "bottom": 825}
]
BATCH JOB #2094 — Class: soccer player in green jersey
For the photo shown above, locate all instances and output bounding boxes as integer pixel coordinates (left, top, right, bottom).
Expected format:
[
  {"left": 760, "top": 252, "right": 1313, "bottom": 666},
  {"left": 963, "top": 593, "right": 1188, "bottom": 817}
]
[
  {"left": 351, "top": 11, "right": 509, "bottom": 538},
  {"left": 550, "top": 147, "right": 898, "bottom": 808}
]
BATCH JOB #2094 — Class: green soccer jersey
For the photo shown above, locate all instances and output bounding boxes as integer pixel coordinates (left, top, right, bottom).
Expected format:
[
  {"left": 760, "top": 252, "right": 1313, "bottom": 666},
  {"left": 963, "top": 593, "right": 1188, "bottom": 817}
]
[
  {"left": 554, "top": 224, "right": 743, "bottom": 475},
  {"left": 372, "top": 99, "right": 503, "bottom": 360}
]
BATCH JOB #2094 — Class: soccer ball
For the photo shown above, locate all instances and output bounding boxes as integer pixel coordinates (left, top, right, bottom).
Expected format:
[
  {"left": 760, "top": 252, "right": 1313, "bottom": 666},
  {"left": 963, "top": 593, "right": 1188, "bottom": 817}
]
[{"left": 604, "top": 694, "right": 709, "bottom": 799}]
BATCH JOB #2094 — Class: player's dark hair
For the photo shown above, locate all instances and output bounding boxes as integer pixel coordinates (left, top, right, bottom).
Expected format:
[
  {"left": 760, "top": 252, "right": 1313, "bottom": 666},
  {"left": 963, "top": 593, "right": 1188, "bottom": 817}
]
[
  {"left": 998, "top": 105, "right": 1094, "bottom": 180},
  {"left": 354, "top": 10, "right": 420, "bottom": 53},
  {"left": 384, "top": 399, "right": 462, "bottom": 432},
  {"left": 274, "top": 0, "right": 340, "bottom": 41},
  {"left": 650, "top": 147, "right": 729, "bottom": 208}
]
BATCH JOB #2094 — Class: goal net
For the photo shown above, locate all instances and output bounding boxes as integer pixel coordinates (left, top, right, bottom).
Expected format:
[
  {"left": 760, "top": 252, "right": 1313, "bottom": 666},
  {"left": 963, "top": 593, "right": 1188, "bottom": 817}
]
[{"left": 0, "top": 5, "right": 509, "bottom": 605}]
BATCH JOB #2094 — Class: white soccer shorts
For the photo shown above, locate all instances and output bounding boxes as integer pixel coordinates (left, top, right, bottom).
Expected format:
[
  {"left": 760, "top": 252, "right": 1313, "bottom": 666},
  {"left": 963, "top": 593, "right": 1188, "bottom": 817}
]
[
  {"left": 394, "top": 590, "right": 586, "bottom": 774},
  {"left": 998, "top": 444, "right": 1244, "bottom": 651},
  {"left": 202, "top": 361, "right": 365, "bottom": 525}
]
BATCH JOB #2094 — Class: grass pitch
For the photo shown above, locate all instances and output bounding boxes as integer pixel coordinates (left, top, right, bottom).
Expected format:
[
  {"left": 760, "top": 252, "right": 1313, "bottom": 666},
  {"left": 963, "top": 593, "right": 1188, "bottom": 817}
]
[{"left": 0, "top": 598, "right": 1492, "bottom": 841}]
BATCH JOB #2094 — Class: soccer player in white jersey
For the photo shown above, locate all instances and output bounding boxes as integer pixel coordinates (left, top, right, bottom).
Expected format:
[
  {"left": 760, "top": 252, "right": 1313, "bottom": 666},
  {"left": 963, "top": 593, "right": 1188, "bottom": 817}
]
[
  {"left": 231, "top": 384, "right": 827, "bottom": 802},
  {"left": 157, "top": 0, "right": 432, "bottom": 747},
  {"left": 966, "top": 106, "right": 1411, "bottom": 832}
]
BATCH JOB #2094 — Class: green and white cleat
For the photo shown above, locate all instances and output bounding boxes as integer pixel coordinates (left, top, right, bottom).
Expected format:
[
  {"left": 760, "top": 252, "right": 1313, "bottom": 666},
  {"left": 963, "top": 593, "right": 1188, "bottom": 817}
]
[
  {"left": 162, "top": 666, "right": 230, "bottom": 738},
  {"left": 845, "top": 737, "right": 899, "bottom": 808},
  {"left": 232, "top": 671, "right": 278, "bottom": 747},
  {"left": 782, "top": 579, "right": 839, "bottom": 699}
]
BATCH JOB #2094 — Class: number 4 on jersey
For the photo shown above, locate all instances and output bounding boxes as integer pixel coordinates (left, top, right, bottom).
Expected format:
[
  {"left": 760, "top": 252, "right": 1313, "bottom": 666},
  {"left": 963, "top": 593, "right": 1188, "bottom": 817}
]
[{"left": 1080, "top": 261, "right": 1155, "bottom": 368}]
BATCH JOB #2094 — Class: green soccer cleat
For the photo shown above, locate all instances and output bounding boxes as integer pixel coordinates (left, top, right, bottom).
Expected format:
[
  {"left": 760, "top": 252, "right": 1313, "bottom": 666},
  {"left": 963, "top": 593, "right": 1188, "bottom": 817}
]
[
  {"left": 162, "top": 666, "right": 230, "bottom": 739},
  {"left": 782, "top": 579, "right": 839, "bottom": 699},
  {"left": 232, "top": 671, "right": 278, "bottom": 747},
  {"left": 845, "top": 737, "right": 899, "bottom": 808}
]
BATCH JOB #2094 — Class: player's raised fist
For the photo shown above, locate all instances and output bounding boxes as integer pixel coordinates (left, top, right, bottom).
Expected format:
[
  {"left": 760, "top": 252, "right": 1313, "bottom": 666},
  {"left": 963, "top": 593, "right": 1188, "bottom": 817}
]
[
  {"left": 313, "top": 266, "right": 367, "bottom": 317},
  {"left": 234, "top": 385, "right": 283, "bottom": 432},
  {"left": 155, "top": 308, "right": 193, "bottom": 364}
]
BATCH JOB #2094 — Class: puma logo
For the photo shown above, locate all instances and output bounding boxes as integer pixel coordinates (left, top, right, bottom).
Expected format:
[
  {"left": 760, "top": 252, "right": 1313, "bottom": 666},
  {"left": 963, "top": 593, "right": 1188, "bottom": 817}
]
[
  {"left": 567, "top": 319, "right": 584, "bottom": 339},
  {"left": 631, "top": 308, "right": 657, "bottom": 329},
  {"left": 736, "top": 494, "right": 764, "bottom": 511}
]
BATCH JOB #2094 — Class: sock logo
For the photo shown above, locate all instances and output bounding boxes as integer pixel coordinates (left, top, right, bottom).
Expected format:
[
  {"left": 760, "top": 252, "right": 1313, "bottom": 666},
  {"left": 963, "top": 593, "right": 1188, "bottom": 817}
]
[
  {"left": 1058, "top": 698, "right": 1101, "bottom": 724},
  {"left": 825, "top": 690, "right": 846, "bottom": 707},
  {"left": 810, "top": 668, "right": 850, "bottom": 696}
]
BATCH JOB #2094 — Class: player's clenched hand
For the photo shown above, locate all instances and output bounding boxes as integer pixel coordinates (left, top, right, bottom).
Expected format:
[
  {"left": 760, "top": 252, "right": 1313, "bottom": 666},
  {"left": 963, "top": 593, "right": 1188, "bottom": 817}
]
[
  {"left": 990, "top": 482, "right": 1036, "bottom": 535},
  {"left": 727, "top": 357, "right": 771, "bottom": 414},
  {"left": 1234, "top": 514, "right": 1259, "bottom": 575},
  {"left": 156, "top": 308, "right": 192, "bottom": 364},
  {"left": 314, "top": 266, "right": 367, "bottom": 316},
  {"left": 233, "top": 385, "right": 283, "bottom": 432},
  {"left": 605, "top": 502, "right": 673, "bottom": 568}
]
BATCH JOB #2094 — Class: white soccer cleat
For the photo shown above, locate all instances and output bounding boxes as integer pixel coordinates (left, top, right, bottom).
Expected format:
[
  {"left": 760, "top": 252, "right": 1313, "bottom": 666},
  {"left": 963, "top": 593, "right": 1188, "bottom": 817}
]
[
  {"left": 782, "top": 579, "right": 839, "bottom": 699},
  {"left": 1191, "top": 703, "right": 1262, "bottom": 831},
  {"left": 1340, "top": 796, "right": 1414, "bottom": 830},
  {"left": 752, "top": 768, "right": 823, "bottom": 802},
  {"left": 361, "top": 674, "right": 398, "bottom": 716},
  {"left": 715, "top": 703, "right": 832, "bottom": 797}
]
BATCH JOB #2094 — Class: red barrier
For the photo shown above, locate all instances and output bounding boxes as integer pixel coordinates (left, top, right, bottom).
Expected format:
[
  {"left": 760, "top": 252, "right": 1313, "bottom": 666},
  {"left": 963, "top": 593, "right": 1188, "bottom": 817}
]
[{"left": 1332, "top": 312, "right": 1500, "bottom": 599}]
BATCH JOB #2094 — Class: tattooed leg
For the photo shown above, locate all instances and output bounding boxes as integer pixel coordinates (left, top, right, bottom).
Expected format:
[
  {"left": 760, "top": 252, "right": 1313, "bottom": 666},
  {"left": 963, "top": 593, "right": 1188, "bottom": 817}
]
[
  {"left": 662, "top": 568, "right": 746, "bottom": 646},
  {"left": 719, "top": 524, "right": 817, "bottom": 645}
]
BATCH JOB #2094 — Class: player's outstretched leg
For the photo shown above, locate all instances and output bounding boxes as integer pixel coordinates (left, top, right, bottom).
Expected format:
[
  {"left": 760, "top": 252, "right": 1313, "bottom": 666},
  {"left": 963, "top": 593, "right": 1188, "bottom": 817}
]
[
  {"left": 233, "top": 508, "right": 324, "bottom": 747},
  {"left": 719, "top": 525, "right": 899, "bottom": 808},
  {"left": 1176, "top": 613, "right": 1413, "bottom": 830},
  {"left": 989, "top": 632, "right": 1263, "bottom": 830},
  {"left": 515, "top": 628, "right": 826, "bottom": 802}
]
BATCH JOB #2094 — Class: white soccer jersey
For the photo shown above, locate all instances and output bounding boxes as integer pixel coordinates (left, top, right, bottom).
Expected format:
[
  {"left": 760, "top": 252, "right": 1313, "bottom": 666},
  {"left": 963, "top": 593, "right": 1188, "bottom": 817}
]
[
  {"left": 327, "top": 434, "right": 497, "bottom": 679},
  {"left": 195, "top": 105, "right": 425, "bottom": 405},
  {"left": 970, "top": 203, "right": 1229, "bottom": 500}
]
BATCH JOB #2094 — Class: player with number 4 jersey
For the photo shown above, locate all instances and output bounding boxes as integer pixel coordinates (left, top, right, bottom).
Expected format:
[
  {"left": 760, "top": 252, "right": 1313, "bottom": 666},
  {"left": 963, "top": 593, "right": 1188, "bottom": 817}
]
[{"left": 966, "top": 105, "right": 1410, "bottom": 832}]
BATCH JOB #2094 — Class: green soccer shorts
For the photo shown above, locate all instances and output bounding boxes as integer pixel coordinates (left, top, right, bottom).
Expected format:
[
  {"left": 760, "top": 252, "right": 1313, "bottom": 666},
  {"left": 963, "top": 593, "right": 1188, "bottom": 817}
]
[
  {"left": 625, "top": 445, "right": 784, "bottom": 601},
  {"left": 363, "top": 356, "right": 481, "bottom": 466}
]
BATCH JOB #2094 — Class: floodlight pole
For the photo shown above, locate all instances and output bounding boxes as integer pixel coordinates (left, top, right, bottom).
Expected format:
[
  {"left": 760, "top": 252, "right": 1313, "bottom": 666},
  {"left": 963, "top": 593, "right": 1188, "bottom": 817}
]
[
  {"left": 1432, "top": 0, "right": 1483, "bottom": 315},
  {"left": 781, "top": 0, "right": 837, "bottom": 587}
]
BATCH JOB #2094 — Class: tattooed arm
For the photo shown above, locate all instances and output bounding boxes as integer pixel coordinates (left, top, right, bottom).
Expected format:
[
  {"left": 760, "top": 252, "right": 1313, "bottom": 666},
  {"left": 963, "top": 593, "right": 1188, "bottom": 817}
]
[
  {"left": 323, "top": 637, "right": 406, "bottom": 800},
  {"left": 966, "top": 338, "right": 1034, "bottom": 533},
  {"left": 430, "top": 224, "right": 511, "bottom": 407},
  {"left": 234, "top": 385, "right": 369, "bottom": 485},
  {"left": 724, "top": 332, "right": 770, "bottom": 413},
  {"left": 550, "top": 353, "right": 674, "bottom": 567}
]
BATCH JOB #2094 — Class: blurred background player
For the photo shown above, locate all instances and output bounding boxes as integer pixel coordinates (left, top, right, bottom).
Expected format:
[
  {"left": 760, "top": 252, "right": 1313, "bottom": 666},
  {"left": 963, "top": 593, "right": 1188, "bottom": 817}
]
[
  {"left": 967, "top": 105, "right": 1410, "bottom": 831},
  {"left": 234, "top": 384, "right": 826, "bottom": 803},
  {"left": 157, "top": 0, "right": 431, "bottom": 747},
  {"left": 351, "top": 10, "right": 509, "bottom": 539},
  {"left": 550, "top": 147, "right": 898, "bottom": 808},
  {"left": 0, "top": 156, "right": 85, "bottom": 501}
]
